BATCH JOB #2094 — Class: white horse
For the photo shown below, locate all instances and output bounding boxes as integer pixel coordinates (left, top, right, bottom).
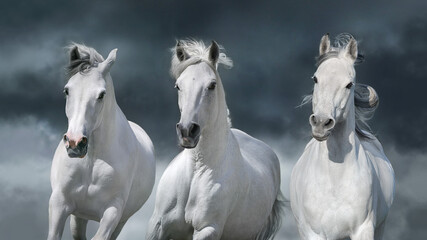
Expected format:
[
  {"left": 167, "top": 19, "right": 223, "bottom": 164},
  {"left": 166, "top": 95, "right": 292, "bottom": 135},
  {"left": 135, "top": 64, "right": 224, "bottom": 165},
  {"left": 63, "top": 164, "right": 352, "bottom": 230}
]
[
  {"left": 290, "top": 34, "right": 395, "bottom": 240},
  {"left": 48, "top": 44, "right": 155, "bottom": 240},
  {"left": 146, "top": 40, "right": 283, "bottom": 240}
]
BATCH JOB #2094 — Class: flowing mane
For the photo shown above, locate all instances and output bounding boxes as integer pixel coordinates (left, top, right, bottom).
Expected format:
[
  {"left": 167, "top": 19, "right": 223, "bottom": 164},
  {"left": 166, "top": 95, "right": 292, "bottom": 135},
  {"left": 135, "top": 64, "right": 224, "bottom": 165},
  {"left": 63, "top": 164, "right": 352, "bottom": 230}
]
[
  {"left": 66, "top": 43, "right": 105, "bottom": 79},
  {"left": 303, "top": 33, "right": 378, "bottom": 139},
  {"left": 170, "top": 39, "right": 233, "bottom": 79}
]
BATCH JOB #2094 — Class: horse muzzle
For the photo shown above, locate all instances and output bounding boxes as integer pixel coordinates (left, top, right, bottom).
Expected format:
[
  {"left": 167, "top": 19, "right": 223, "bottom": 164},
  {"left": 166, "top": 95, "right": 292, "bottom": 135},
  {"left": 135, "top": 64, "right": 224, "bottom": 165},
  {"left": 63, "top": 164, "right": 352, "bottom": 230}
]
[
  {"left": 309, "top": 114, "right": 335, "bottom": 142},
  {"left": 176, "top": 122, "right": 201, "bottom": 149},
  {"left": 63, "top": 134, "right": 88, "bottom": 158}
]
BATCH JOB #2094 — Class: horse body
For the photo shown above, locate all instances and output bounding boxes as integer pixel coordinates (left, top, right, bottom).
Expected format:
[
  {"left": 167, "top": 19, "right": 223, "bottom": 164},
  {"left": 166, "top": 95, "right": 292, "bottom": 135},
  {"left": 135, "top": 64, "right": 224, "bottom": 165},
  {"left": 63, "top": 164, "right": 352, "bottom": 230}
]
[
  {"left": 147, "top": 40, "right": 283, "bottom": 240},
  {"left": 48, "top": 44, "right": 155, "bottom": 240},
  {"left": 150, "top": 128, "right": 280, "bottom": 240},
  {"left": 51, "top": 113, "right": 154, "bottom": 221},
  {"left": 290, "top": 34, "right": 394, "bottom": 240},
  {"left": 291, "top": 134, "right": 394, "bottom": 239}
]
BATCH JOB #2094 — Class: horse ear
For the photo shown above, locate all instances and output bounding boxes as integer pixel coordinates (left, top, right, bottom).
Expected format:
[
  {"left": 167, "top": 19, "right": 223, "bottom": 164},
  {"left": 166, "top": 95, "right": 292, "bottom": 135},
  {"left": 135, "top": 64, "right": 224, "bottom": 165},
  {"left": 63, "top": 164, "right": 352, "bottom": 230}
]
[
  {"left": 70, "top": 46, "right": 80, "bottom": 62},
  {"left": 176, "top": 41, "right": 189, "bottom": 62},
  {"left": 209, "top": 40, "right": 220, "bottom": 65},
  {"left": 345, "top": 37, "right": 358, "bottom": 62},
  {"left": 99, "top": 48, "right": 117, "bottom": 74},
  {"left": 319, "top": 33, "right": 330, "bottom": 56}
]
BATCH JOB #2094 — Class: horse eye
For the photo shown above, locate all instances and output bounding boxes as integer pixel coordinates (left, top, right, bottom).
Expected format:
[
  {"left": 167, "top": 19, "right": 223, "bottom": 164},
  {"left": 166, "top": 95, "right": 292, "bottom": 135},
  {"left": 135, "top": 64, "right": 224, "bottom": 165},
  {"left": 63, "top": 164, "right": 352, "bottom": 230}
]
[
  {"left": 346, "top": 82, "right": 354, "bottom": 89},
  {"left": 63, "top": 88, "right": 69, "bottom": 96},
  {"left": 174, "top": 84, "right": 180, "bottom": 91},
  {"left": 312, "top": 76, "right": 318, "bottom": 84},
  {"left": 208, "top": 82, "right": 216, "bottom": 90},
  {"left": 98, "top": 91, "right": 106, "bottom": 100}
]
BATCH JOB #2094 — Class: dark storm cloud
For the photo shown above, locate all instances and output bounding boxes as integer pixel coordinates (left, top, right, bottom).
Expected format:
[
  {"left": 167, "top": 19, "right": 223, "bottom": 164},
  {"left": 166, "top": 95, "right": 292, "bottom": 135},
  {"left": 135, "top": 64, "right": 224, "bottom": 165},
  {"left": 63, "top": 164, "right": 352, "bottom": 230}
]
[
  {"left": 1, "top": 0, "right": 427, "bottom": 239},
  {"left": 2, "top": 0, "right": 426, "bottom": 148},
  {"left": 358, "top": 17, "right": 427, "bottom": 151}
]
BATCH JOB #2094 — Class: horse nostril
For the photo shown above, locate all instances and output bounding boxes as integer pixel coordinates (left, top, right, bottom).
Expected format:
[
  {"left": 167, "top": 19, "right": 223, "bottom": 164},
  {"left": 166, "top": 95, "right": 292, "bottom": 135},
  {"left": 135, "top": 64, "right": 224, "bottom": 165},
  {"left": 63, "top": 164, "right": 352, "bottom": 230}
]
[
  {"left": 324, "top": 118, "right": 335, "bottom": 129},
  {"left": 189, "top": 123, "right": 200, "bottom": 138},
  {"left": 63, "top": 134, "right": 68, "bottom": 142},
  {"left": 176, "top": 123, "right": 184, "bottom": 135},
  {"left": 310, "top": 115, "right": 317, "bottom": 125},
  {"left": 78, "top": 137, "right": 88, "bottom": 148}
]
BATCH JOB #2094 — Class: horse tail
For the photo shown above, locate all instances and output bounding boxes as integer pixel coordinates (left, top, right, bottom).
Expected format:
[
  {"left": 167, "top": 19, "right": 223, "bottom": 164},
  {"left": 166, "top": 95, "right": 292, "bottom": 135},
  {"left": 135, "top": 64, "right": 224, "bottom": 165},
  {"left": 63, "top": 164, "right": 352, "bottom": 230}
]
[{"left": 256, "top": 191, "right": 287, "bottom": 240}]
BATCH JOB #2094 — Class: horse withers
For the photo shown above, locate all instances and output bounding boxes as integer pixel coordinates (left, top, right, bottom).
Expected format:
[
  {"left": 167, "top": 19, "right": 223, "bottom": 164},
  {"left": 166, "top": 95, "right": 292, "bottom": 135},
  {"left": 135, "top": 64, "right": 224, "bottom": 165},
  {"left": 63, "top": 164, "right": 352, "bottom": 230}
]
[{"left": 48, "top": 44, "right": 155, "bottom": 240}]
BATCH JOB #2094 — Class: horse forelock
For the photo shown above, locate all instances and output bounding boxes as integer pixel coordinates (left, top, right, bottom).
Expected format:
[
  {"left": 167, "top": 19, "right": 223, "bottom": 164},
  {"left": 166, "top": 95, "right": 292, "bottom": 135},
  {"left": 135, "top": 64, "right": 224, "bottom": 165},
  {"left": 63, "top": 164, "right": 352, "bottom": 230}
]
[
  {"left": 66, "top": 43, "right": 105, "bottom": 79},
  {"left": 170, "top": 39, "right": 233, "bottom": 79}
]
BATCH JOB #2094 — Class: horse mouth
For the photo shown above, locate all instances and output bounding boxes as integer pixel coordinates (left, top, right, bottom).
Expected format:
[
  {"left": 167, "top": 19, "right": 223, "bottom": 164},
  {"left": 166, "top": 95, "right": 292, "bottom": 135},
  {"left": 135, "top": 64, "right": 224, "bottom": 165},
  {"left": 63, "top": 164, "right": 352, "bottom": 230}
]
[
  {"left": 312, "top": 132, "right": 330, "bottom": 142},
  {"left": 179, "top": 136, "right": 200, "bottom": 149},
  {"left": 66, "top": 146, "right": 87, "bottom": 158}
]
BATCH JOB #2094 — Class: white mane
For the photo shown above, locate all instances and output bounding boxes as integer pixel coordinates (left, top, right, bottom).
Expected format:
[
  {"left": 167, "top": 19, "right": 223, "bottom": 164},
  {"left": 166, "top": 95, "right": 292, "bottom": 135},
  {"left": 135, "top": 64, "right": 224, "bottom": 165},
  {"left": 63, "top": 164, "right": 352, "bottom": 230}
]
[{"left": 170, "top": 39, "right": 233, "bottom": 79}]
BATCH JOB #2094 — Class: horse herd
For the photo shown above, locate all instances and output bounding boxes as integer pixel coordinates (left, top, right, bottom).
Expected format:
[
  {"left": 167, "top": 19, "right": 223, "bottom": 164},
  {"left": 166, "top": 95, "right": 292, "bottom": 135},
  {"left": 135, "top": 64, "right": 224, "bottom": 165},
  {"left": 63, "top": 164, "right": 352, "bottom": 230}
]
[{"left": 47, "top": 33, "right": 395, "bottom": 240}]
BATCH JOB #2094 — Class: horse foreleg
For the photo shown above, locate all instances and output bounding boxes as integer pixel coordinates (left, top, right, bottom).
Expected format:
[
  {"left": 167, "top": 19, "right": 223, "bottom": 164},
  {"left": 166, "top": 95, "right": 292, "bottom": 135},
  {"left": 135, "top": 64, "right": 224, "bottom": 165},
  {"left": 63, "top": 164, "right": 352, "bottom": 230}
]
[
  {"left": 70, "top": 215, "right": 88, "bottom": 240},
  {"left": 91, "top": 206, "right": 123, "bottom": 240},
  {"left": 146, "top": 214, "right": 168, "bottom": 240},
  {"left": 47, "top": 194, "right": 72, "bottom": 240},
  {"left": 193, "top": 225, "right": 222, "bottom": 240},
  {"left": 110, "top": 221, "right": 126, "bottom": 240}
]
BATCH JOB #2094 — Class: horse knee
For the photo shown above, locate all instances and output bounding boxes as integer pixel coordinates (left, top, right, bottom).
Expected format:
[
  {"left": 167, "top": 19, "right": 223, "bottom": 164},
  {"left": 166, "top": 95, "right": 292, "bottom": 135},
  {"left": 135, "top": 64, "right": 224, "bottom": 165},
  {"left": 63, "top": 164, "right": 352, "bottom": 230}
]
[
  {"left": 146, "top": 218, "right": 165, "bottom": 240},
  {"left": 193, "top": 226, "right": 221, "bottom": 240}
]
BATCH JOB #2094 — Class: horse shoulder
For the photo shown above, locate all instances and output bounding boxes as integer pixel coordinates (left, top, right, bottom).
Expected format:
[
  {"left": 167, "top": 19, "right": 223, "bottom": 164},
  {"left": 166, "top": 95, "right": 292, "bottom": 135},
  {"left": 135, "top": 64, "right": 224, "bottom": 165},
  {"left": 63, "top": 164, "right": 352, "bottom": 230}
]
[
  {"left": 359, "top": 137, "right": 395, "bottom": 209},
  {"left": 50, "top": 141, "right": 67, "bottom": 189},
  {"left": 291, "top": 138, "right": 317, "bottom": 186},
  {"left": 290, "top": 139, "right": 317, "bottom": 218},
  {"left": 51, "top": 140, "right": 87, "bottom": 191},
  {"left": 147, "top": 151, "right": 194, "bottom": 238},
  {"left": 155, "top": 151, "right": 193, "bottom": 215}
]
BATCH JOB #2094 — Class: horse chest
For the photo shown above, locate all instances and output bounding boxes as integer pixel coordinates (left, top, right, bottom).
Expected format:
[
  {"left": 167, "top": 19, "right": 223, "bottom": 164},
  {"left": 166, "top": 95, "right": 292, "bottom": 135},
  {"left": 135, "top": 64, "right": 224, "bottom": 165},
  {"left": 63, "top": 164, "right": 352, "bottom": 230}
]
[
  {"left": 184, "top": 171, "right": 225, "bottom": 226},
  {"left": 65, "top": 159, "right": 119, "bottom": 207},
  {"left": 303, "top": 171, "right": 372, "bottom": 237}
]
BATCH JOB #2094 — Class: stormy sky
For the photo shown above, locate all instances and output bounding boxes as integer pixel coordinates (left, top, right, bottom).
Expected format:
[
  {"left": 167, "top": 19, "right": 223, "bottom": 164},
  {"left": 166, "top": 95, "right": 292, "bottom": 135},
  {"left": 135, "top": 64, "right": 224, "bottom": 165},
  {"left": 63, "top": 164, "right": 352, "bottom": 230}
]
[{"left": 0, "top": 0, "right": 426, "bottom": 239}]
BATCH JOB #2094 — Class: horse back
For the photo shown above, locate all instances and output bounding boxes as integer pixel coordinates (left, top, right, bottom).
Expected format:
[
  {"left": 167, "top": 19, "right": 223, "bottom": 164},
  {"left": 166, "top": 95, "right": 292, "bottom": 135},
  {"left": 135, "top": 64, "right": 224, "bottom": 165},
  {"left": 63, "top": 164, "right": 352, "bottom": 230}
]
[
  {"left": 128, "top": 121, "right": 154, "bottom": 161},
  {"left": 224, "top": 128, "right": 281, "bottom": 238},
  {"left": 231, "top": 128, "right": 281, "bottom": 185}
]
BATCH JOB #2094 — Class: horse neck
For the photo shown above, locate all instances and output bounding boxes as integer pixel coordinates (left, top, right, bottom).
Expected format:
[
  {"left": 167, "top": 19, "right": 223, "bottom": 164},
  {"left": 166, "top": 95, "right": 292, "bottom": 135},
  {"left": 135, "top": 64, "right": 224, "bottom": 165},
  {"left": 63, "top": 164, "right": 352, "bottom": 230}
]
[
  {"left": 90, "top": 77, "right": 128, "bottom": 155},
  {"left": 190, "top": 77, "right": 230, "bottom": 167},
  {"left": 321, "top": 97, "right": 360, "bottom": 167}
]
